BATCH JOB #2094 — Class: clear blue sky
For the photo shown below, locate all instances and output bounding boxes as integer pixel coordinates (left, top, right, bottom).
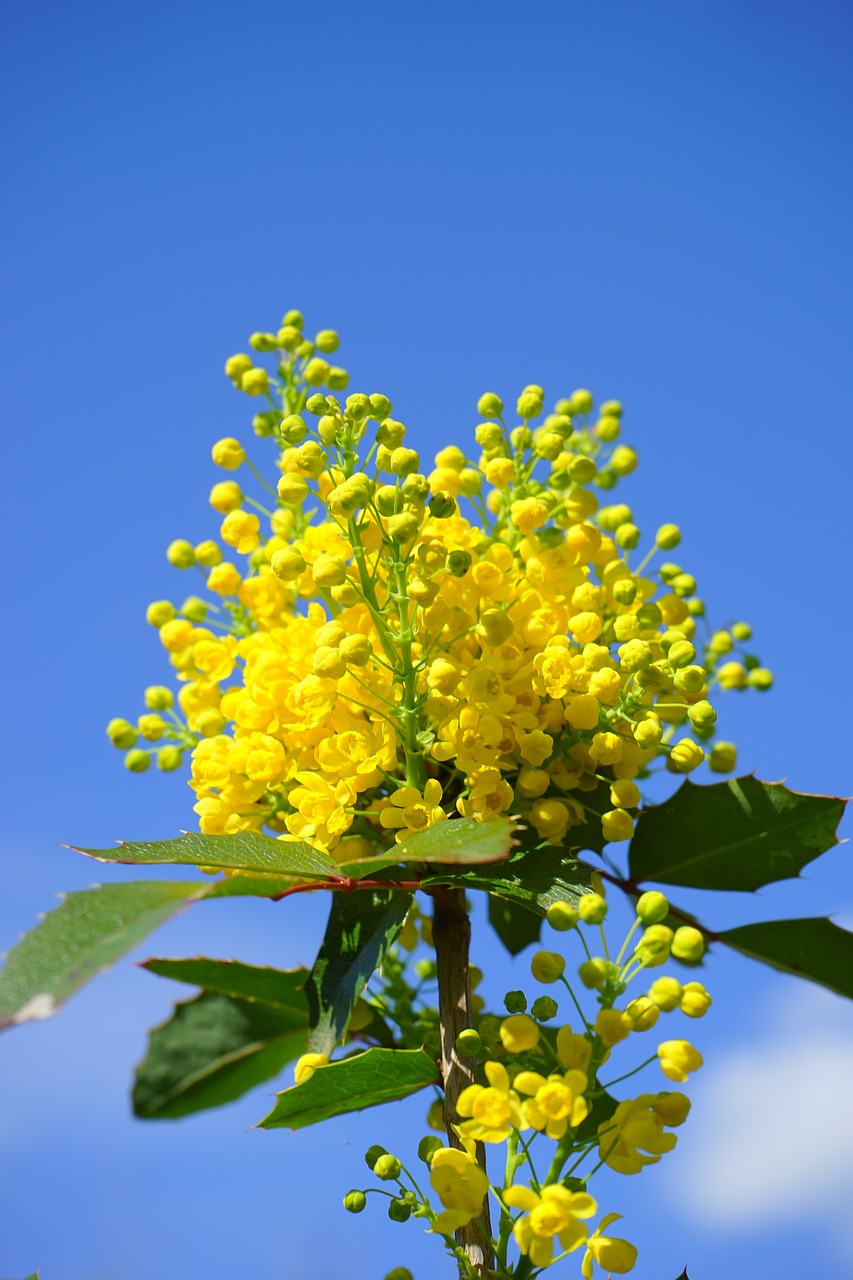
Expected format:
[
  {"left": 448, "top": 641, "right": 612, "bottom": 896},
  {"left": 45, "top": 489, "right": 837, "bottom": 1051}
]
[{"left": 2, "top": 2, "right": 852, "bottom": 1278}]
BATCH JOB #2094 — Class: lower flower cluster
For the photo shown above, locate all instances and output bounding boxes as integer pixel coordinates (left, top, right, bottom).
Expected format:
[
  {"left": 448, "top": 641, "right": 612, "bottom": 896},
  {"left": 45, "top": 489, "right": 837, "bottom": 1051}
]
[{"left": 338, "top": 886, "right": 708, "bottom": 1279}]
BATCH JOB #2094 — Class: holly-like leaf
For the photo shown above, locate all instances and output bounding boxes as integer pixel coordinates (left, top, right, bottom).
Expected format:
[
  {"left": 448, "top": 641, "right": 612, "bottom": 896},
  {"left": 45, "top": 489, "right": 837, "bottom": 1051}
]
[
  {"left": 422, "top": 843, "right": 592, "bottom": 916},
  {"left": 258, "top": 1047, "right": 440, "bottom": 1129},
  {"left": 306, "top": 890, "right": 412, "bottom": 1056},
  {"left": 338, "top": 816, "right": 516, "bottom": 882},
  {"left": 133, "top": 990, "right": 309, "bottom": 1119},
  {"left": 142, "top": 957, "right": 309, "bottom": 1011},
  {"left": 73, "top": 830, "right": 340, "bottom": 880},
  {"left": 488, "top": 896, "right": 542, "bottom": 955},
  {"left": 0, "top": 881, "right": 214, "bottom": 1031},
  {"left": 628, "top": 777, "right": 845, "bottom": 892},
  {"left": 719, "top": 917, "right": 853, "bottom": 1000}
]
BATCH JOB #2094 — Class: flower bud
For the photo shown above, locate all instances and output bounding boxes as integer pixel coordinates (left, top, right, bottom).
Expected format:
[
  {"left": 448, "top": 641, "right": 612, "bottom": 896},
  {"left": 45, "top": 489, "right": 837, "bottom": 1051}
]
[
  {"left": 708, "top": 741, "right": 737, "bottom": 773},
  {"left": 625, "top": 996, "right": 660, "bottom": 1031},
  {"left": 567, "top": 389, "right": 593, "bottom": 415},
  {"left": 475, "top": 422, "right": 504, "bottom": 449},
  {"left": 499, "top": 1014, "right": 540, "bottom": 1052},
  {"left": 385, "top": 1269, "right": 414, "bottom": 1280},
  {"left": 389, "top": 447, "right": 420, "bottom": 476},
  {"left": 578, "top": 958, "right": 610, "bottom": 989},
  {"left": 669, "top": 738, "right": 704, "bottom": 772},
  {"left": 747, "top": 667, "right": 773, "bottom": 690},
  {"left": 503, "top": 990, "right": 527, "bottom": 1015},
  {"left": 339, "top": 633, "right": 372, "bottom": 666},
  {"left": 517, "top": 387, "right": 544, "bottom": 419},
  {"left": 305, "top": 392, "right": 328, "bottom": 415},
  {"left": 240, "top": 367, "right": 269, "bottom": 396},
  {"left": 595, "top": 415, "right": 620, "bottom": 442},
  {"left": 477, "top": 392, "right": 504, "bottom": 419},
  {"left": 655, "top": 523, "right": 681, "bottom": 550},
  {"left": 601, "top": 809, "right": 634, "bottom": 843},
  {"left": 180, "top": 596, "right": 208, "bottom": 623},
  {"left": 680, "top": 981, "right": 712, "bottom": 1017},
  {"left": 270, "top": 548, "right": 306, "bottom": 581},
  {"left": 577, "top": 893, "right": 607, "bottom": 925},
  {"left": 369, "top": 392, "right": 392, "bottom": 420},
  {"left": 671, "top": 926, "right": 705, "bottom": 963},
  {"left": 143, "top": 685, "right": 173, "bottom": 711},
  {"left": 429, "top": 492, "right": 457, "bottom": 519},
  {"left": 636, "top": 891, "right": 669, "bottom": 924},
  {"left": 387, "top": 1199, "right": 411, "bottom": 1223},
  {"left": 615, "top": 522, "right": 640, "bottom": 550},
  {"left": 327, "top": 367, "right": 349, "bottom": 391},
  {"left": 634, "top": 925, "right": 673, "bottom": 967},
  {"left": 224, "top": 353, "right": 252, "bottom": 381},
  {"left": 546, "top": 901, "right": 578, "bottom": 931},
  {"left": 156, "top": 746, "right": 183, "bottom": 771},
  {"left": 166, "top": 539, "right": 196, "bottom": 569},
  {"left": 374, "top": 1154, "right": 402, "bottom": 1181},
  {"left": 124, "top": 748, "right": 150, "bottom": 772},
  {"left": 446, "top": 550, "right": 472, "bottom": 578},
  {"left": 531, "top": 996, "right": 558, "bottom": 1022},
  {"left": 314, "top": 329, "right": 339, "bottom": 353},
  {"left": 647, "top": 976, "right": 683, "bottom": 1011},
  {"left": 530, "top": 951, "right": 565, "bottom": 983},
  {"left": 387, "top": 512, "right": 421, "bottom": 542},
  {"left": 455, "top": 1028, "right": 483, "bottom": 1057},
  {"left": 343, "top": 1190, "right": 366, "bottom": 1214},
  {"left": 658, "top": 1039, "right": 703, "bottom": 1082},
  {"left": 312, "top": 554, "right": 348, "bottom": 587},
  {"left": 303, "top": 357, "right": 330, "bottom": 386},
  {"left": 107, "top": 718, "right": 137, "bottom": 749},
  {"left": 196, "top": 708, "right": 226, "bottom": 737},
  {"left": 345, "top": 392, "right": 371, "bottom": 421},
  {"left": 401, "top": 473, "right": 430, "bottom": 502}
]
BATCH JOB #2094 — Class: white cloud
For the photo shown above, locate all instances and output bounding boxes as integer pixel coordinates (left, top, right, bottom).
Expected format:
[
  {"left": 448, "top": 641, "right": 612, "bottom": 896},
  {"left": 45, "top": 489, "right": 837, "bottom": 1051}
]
[{"left": 668, "top": 982, "right": 853, "bottom": 1254}]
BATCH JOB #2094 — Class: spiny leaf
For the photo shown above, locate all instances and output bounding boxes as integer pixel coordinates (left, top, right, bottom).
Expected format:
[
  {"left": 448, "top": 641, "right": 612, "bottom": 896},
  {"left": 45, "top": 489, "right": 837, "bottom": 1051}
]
[
  {"left": 421, "top": 842, "right": 592, "bottom": 916},
  {"left": 338, "top": 816, "right": 516, "bottom": 881},
  {"left": 258, "top": 1047, "right": 440, "bottom": 1129},
  {"left": 142, "top": 957, "right": 309, "bottom": 1011},
  {"left": 0, "top": 881, "right": 212, "bottom": 1030},
  {"left": 719, "top": 917, "right": 853, "bottom": 1000},
  {"left": 306, "top": 890, "right": 412, "bottom": 1056},
  {"left": 133, "top": 991, "right": 308, "bottom": 1119},
  {"left": 628, "top": 776, "right": 846, "bottom": 891},
  {"left": 73, "top": 830, "right": 340, "bottom": 879}
]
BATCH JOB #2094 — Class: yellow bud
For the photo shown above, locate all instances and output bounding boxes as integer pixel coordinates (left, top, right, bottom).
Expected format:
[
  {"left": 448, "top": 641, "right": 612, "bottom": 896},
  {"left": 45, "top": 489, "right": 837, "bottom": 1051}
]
[
  {"left": 669, "top": 738, "right": 705, "bottom": 772},
  {"left": 477, "top": 392, "right": 504, "bottom": 419},
  {"left": 680, "top": 982, "right": 712, "bottom": 1017},
  {"left": 145, "top": 600, "right": 176, "bottom": 628},
  {"left": 647, "top": 976, "right": 683, "bottom": 1011},
  {"left": 303, "top": 357, "right": 331, "bottom": 386},
  {"left": 240, "top": 367, "right": 269, "bottom": 396},
  {"left": 209, "top": 481, "right": 243, "bottom": 513},
  {"left": 339, "top": 634, "right": 372, "bottom": 666},
  {"left": 224, "top": 353, "right": 252, "bottom": 381},
  {"left": 294, "top": 1052, "right": 329, "bottom": 1084},
  {"left": 499, "top": 1014, "right": 540, "bottom": 1053},
  {"left": 708, "top": 741, "right": 737, "bottom": 773},
  {"left": 610, "top": 445, "right": 638, "bottom": 475},
  {"left": 530, "top": 951, "right": 566, "bottom": 983},
  {"left": 270, "top": 548, "right": 306, "bottom": 581},
  {"left": 671, "top": 926, "right": 705, "bottom": 963},
  {"left": 277, "top": 474, "right": 309, "bottom": 505},
  {"left": 311, "top": 554, "right": 348, "bottom": 587}
]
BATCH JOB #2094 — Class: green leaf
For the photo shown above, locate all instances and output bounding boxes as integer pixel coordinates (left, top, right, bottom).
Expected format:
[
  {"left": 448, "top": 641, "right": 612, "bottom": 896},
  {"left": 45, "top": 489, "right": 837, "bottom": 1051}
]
[
  {"left": 572, "top": 1089, "right": 618, "bottom": 1145},
  {"left": 337, "top": 817, "right": 516, "bottom": 881},
  {"left": 306, "top": 890, "right": 412, "bottom": 1056},
  {"left": 0, "top": 881, "right": 213, "bottom": 1030},
  {"left": 142, "top": 957, "right": 310, "bottom": 1011},
  {"left": 719, "top": 917, "right": 853, "bottom": 1000},
  {"left": 422, "top": 843, "right": 592, "bottom": 916},
  {"left": 258, "top": 1047, "right": 440, "bottom": 1129},
  {"left": 628, "top": 777, "right": 845, "bottom": 892},
  {"left": 488, "top": 896, "right": 542, "bottom": 955},
  {"left": 74, "top": 830, "right": 340, "bottom": 880},
  {"left": 133, "top": 990, "right": 309, "bottom": 1119}
]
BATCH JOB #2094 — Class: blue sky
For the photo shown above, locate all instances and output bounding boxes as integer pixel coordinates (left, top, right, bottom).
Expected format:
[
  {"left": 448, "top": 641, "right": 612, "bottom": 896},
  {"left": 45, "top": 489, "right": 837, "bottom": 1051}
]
[{"left": 2, "top": 2, "right": 852, "bottom": 1278}]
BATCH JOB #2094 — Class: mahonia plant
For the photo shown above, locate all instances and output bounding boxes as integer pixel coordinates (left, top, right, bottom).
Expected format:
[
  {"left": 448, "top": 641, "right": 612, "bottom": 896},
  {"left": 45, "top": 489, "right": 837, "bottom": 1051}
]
[{"left": 1, "top": 309, "right": 847, "bottom": 1280}]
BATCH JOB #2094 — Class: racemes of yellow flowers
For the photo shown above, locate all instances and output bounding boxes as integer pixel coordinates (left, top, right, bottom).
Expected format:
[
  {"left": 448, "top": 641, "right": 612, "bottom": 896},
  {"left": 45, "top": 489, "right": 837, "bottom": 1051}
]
[{"left": 107, "top": 309, "right": 769, "bottom": 867}]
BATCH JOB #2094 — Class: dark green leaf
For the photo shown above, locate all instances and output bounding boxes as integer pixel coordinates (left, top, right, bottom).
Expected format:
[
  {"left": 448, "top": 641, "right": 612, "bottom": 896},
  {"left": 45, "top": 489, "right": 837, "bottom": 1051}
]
[
  {"left": 488, "top": 896, "right": 542, "bottom": 955},
  {"left": 422, "top": 843, "right": 592, "bottom": 916},
  {"left": 338, "top": 817, "right": 516, "bottom": 882},
  {"left": 74, "top": 830, "right": 339, "bottom": 879},
  {"left": 0, "top": 881, "right": 212, "bottom": 1030},
  {"left": 142, "top": 957, "right": 309, "bottom": 1011},
  {"left": 673, "top": 1271, "right": 690, "bottom": 1280},
  {"left": 628, "top": 777, "right": 845, "bottom": 891},
  {"left": 573, "top": 1089, "right": 618, "bottom": 1145},
  {"left": 306, "top": 890, "right": 412, "bottom": 1056},
  {"left": 258, "top": 1047, "right": 440, "bottom": 1129},
  {"left": 719, "top": 917, "right": 853, "bottom": 1000},
  {"left": 133, "top": 990, "right": 309, "bottom": 1119}
]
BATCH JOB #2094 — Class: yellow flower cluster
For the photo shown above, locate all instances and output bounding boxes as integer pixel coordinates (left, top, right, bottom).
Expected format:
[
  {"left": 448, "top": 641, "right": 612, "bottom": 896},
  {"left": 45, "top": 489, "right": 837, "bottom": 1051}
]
[{"left": 109, "top": 310, "right": 770, "bottom": 860}]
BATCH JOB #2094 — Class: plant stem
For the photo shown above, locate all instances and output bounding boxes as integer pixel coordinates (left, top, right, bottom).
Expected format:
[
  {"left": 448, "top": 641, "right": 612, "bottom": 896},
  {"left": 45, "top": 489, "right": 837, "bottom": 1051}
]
[{"left": 430, "top": 886, "right": 495, "bottom": 1279}]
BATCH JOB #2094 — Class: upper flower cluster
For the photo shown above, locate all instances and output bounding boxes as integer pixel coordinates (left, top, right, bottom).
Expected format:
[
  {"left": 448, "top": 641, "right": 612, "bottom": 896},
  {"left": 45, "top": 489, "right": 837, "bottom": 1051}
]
[{"left": 107, "top": 309, "right": 771, "bottom": 861}]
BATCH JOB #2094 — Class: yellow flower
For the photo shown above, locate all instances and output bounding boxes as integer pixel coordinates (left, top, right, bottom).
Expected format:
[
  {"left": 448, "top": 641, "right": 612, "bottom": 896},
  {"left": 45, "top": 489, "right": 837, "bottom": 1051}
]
[
  {"left": 221, "top": 509, "right": 261, "bottom": 554},
  {"left": 658, "top": 1039, "right": 703, "bottom": 1082},
  {"left": 457, "top": 1060, "right": 525, "bottom": 1143},
  {"left": 597, "top": 1094, "right": 684, "bottom": 1174},
  {"left": 514, "top": 1068, "right": 589, "bottom": 1138},
  {"left": 429, "top": 1140, "right": 490, "bottom": 1233},
  {"left": 294, "top": 1053, "right": 328, "bottom": 1084},
  {"left": 581, "top": 1214, "right": 638, "bottom": 1278},
  {"left": 379, "top": 779, "right": 446, "bottom": 842},
  {"left": 503, "top": 1183, "right": 596, "bottom": 1269},
  {"left": 499, "top": 1014, "right": 540, "bottom": 1054}
]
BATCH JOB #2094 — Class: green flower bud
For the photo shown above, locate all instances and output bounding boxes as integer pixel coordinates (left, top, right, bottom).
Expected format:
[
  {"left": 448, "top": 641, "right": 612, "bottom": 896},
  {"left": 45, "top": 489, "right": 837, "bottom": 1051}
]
[
  {"left": 401, "top": 473, "right": 431, "bottom": 502},
  {"left": 568, "top": 456, "right": 597, "bottom": 484},
  {"left": 747, "top": 667, "right": 773, "bottom": 691},
  {"left": 595, "top": 415, "right": 620, "bottom": 443},
  {"left": 240, "top": 367, "right": 269, "bottom": 396},
  {"left": 667, "top": 640, "right": 696, "bottom": 669},
  {"left": 688, "top": 700, "right": 716, "bottom": 730},
  {"left": 303, "top": 357, "right": 330, "bottom": 387},
  {"left": 276, "top": 325, "right": 301, "bottom": 350},
  {"left": 671, "top": 926, "right": 706, "bottom": 963},
  {"left": 475, "top": 423, "right": 504, "bottom": 449},
  {"left": 166, "top": 539, "right": 196, "bottom": 569},
  {"left": 610, "top": 445, "right": 638, "bottom": 476},
  {"left": 567, "top": 389, "right": 593, "bottom": 415},
  {"left": 578, "top": 958, "right": 610, "bottom": 989},
  {"left": 374, "top": 485, "right": 403, "bottom": 516},
  {"left": 107, "top": 718, "right": 137, "bottom": 749},
  {"left": 578, "top": 893, "right": 607, "bottom": 925},
  {"left": 446, "top": 550, "right": 472, "bottom": 577},
  {"left": 305, "top": 393, "right": 328, "bottom": 415},
  {"left": 510, "top": 425, "right": 533, "bottom": 450},
  {"left": 387, "top": 512, "right": 421, "bottom": 543},
  {"left": 708, "top": 741, "right": 737, "bottom": 773},
  {"left": 345, "top": 392, "right": 371, "bottom": 421},
  {"left": 477, "top": 392, "right": 503, "bottom": 419},
  {"left": 636, "top": 891, "right": 670, "bottom": 924},
  {"left": 376, "top": 418, "right": 407, "bottom": 447},
  {"left": 428, "top": 492, "right": 457, "bottom": 519},
  {"left": 546, "top": 901, "right": 578, "bottom": 931},
  {"left": 271, "top": 548, "right": 307, "bottom": 581},
  {"left": 478, "top": 1015, "right": 502, "bottom": 1046},
  {"left": 343, "top": 1190, "right": 367, "bottom": 1214},
  {"left": 636, "top": 603, "right": 663, "bottom": 630},
  {"left": 364, "top": 1144, "right": 388, "bottom": 1171},
  {"left": 252, "top": 411, "right": 279, "bottom": 437},
  {"left": 296, "top": 339, "right": 314, "bottom": 358},
  {"left": 731, "top": 621, "right": 752, "bottom": 641},
  {"left": 327, "top": 367, "right": 349, "bottom": 391},
  {"left": 674, "top": 665, "right": 707, "bottom": 693},
  {"left": 503, "top": 990, "right": 528, "bottom": 1015},
  {"left": 315, "top": 329, "right": 339, "bottom": 353},
  {"left": 656, "top": 523, "right": 682, "bottom": 550},
  {"left": 531, "top": 996, "right": 558, "bottom": 1022},
  {"left": 144, "top": 686, "right": 173, "bottom": 711},
  {"left": 611, "top": 577, "right": 637, "bottom": 606},
  {"left": 385, "top": 1269, "right": 414, "bottom": 1280},
  {"left": 387, "top": 1199, "right": 411, "bottom": 1223},
  {"left": 634, "top": 924, "right": 674, "bottom": 968},
  {"left": 615, "top": 522, "right": 641, "bottom": 550},
  {"left": 156, "top": 746, "right": 183, "bottom": 772},
  {"left": 370, "top": 392, "right": 392, "bottom": 420},
  {"left": 417, "top": 1135, "right": 443, "bottom": 1166},
  {"left": 455, "top": 1028, "right": 483, "bottom": 1056},
  {"left": 124, "top": 748, "right": 150, "bottom": 773},
  {"left": 374, "top": 1154, "right": 402, "bottom": 1181},
  {"left": 279, "top": 414, "right": 307, "bottom": 444},
  {"left": 530, "top": 951, "right": 565, "bottom": 984},
  {"left": 533, "top": 430, "right": 563, "bottom": 461},
  {"left": 249, "top": 332, "right": 274, "bottom": 354},
  {"left": 517, "top": 388, "right": 544, "bottom": 419},
  {"left": 671, "top": 572, "right": 697, "bottom": 598},
  {"left": 180, "top": 596, "right": 208, "bottom": 623},
  {"left": 312, "top": 554, "right": 348, "bottom": 587},
  {"left": 389, "top": 447, "right": 420, "bottom": 476},
  {"left": 600, "top": 399, "right": 623, "bottom": 417}
]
